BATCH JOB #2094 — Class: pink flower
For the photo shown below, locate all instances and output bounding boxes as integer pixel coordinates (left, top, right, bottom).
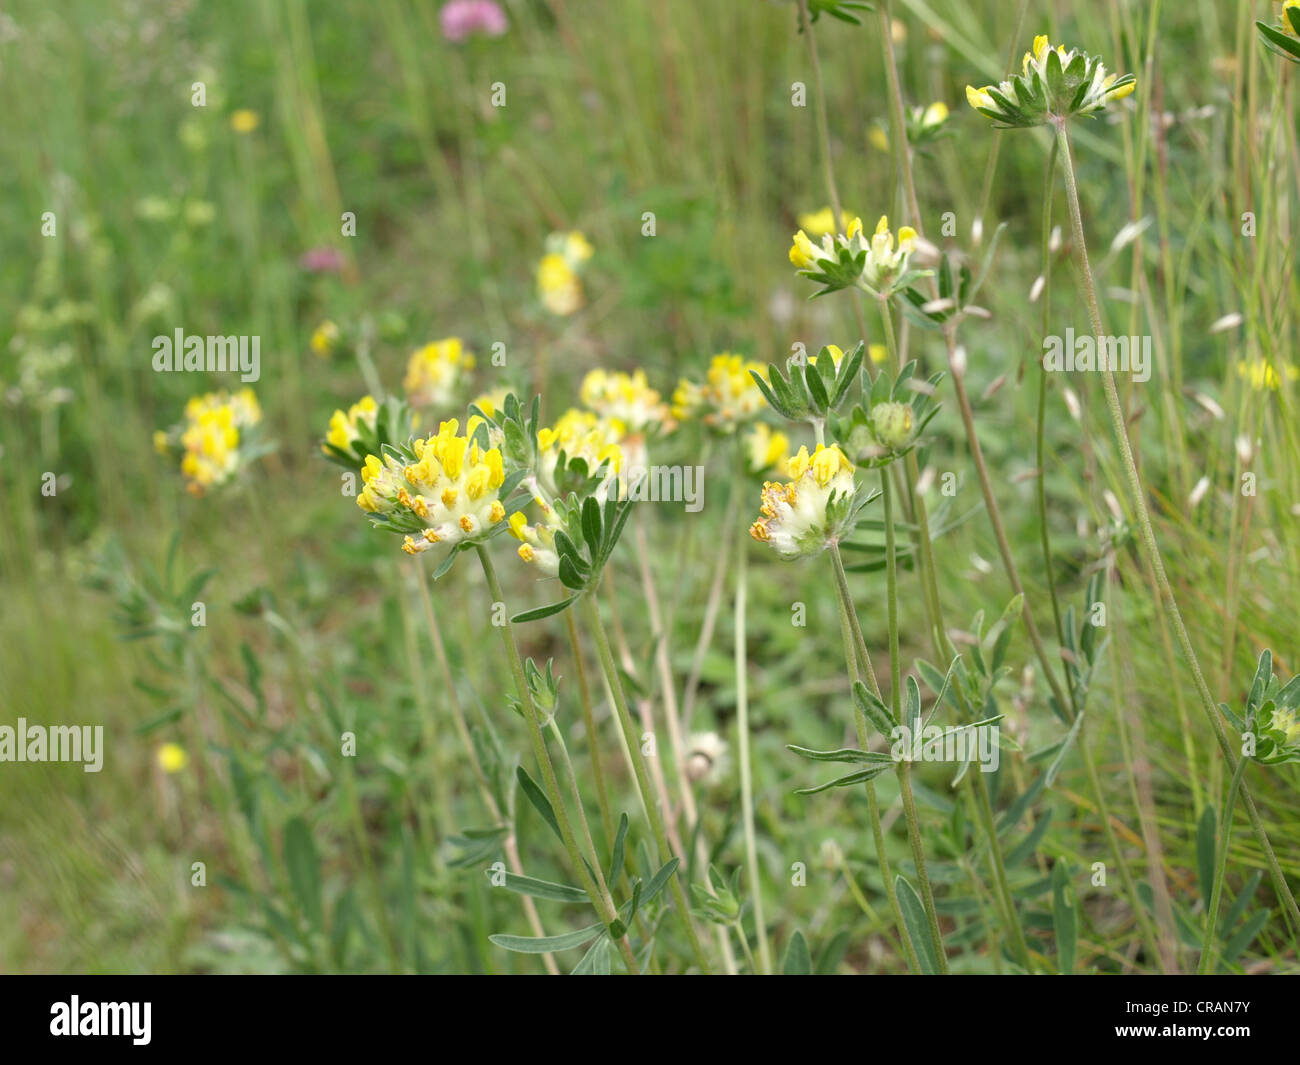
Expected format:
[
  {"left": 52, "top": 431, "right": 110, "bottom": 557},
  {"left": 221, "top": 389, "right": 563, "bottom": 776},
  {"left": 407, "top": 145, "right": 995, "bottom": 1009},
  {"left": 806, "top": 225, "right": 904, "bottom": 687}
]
[
  {"left": 298, "top": 246, "right": 346, "bottom": 274},
  {"left": 440, "top": 0, "right": 508, "bottom": 42}
]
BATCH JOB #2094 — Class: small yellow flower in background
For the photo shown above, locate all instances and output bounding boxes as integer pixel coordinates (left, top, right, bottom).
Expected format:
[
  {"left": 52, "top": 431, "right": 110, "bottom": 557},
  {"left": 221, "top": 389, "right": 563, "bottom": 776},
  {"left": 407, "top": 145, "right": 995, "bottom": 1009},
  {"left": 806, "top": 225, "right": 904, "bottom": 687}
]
[
  {"left": 152, "top": 430, "right": 170, "bottom": 455},
  {"left": 536, "top": 408, "right": 625, "bottom": 494},
  {"left": 868, "top": 343, "right": 889, "bottom": 365},
  {"left": 157, "top": 743, "right": 189, "bottom": 774},
  {"left": 229, "top": 109, "right": 261, "bottom": 133},
  {"left": 1237, "top": 357, "right": 1299, "bottom": 392},
  {"left": 797, "top": 206, "right": 856, "bottom": 238},
  {"left": 749, "top": 443, "right": 858, "bottom": 559},
  {"left": 672, "top": 353, "right": 769, "bottom": 430},
  {"left": 311, "top": 320, "right": 340, "bottom": 357},
  {"left": 871, "top": 102, "right": 949, "bottom": 152},
  {"left": 470, "top": 386, "right": 510, "bottom": 419},
  {"left": 922, "top": 101, "right": 949, "bottom": 128},
  {"left": 170, "top": 387, "right": 262, "bottom": 496},
  {"left": 966, "top": 35, "right": 1135, "bottom": 128},
  {"left": 579, "top": 368, "right": 670, "bottom": 434},
  {"left": 357, "top": 416, "right": 507, "bottom": 553},
  {"left": 509, "top": 408, "right": 626, "bottom": 574},
  {"left": 404, "top": 338, "right": 475, "bottom": 408},
  {"left": 538, "top": 231, "right": 593, "bottom": 316},
  {"left": 744, "top": 422, "right": 790, "bottom": 477},
  {"left": 323, "top": 395, "right": 378, "bottom": 455},
  {"left": 809, "top": 344, "right": 844, "bottom": 370}
]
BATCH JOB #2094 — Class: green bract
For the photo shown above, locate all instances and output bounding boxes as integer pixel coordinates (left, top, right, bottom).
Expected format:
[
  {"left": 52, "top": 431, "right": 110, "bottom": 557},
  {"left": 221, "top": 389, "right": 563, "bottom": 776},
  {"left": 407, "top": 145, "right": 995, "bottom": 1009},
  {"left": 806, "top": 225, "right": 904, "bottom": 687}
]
[{"left": 965, "top": 35, "right": 1135, "bottom": 128}]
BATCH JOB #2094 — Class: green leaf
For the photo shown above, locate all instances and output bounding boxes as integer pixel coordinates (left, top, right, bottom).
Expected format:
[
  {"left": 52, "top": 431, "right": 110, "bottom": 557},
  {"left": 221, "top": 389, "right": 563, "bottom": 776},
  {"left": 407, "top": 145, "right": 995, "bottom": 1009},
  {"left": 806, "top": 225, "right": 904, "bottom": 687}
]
[
  {"left": 608, "top": 813, "right": 629, "bottom": 886},
  {"left": 516, "top": 766, "right": 563, "bottom": 842},
  {"left": 511, "top": 596, "right": 579, "bottom": 623},
  {"left": 498, "top": 872, "right": 588, "bottom": 904},
  {"left": 641, "top": 857, "right": 681, "bottom": 905},
  {"left": 1052, "top": 861, "right": 1077, "bottom": 975},
  {"left": 490, "top": 921, "right": 605, "bottom": 954},
  {"left": 794, "top": 763, "right": 892, "bottom": 795},
  {"left": 782, "top": 930, "right": 812, "bottom": 974},
  {"left": 896, "top": 876, "right": 940, "bottom": 974},
  {"left": 282, "top": 816, "right": 323, "bottom": 929},
  {"left": 571, "top": 934, "right": 612, "bottom": 974},
  {"left": 1196, "top": 804, "right": 1217, "bottom": 905},
  {"left": 814, "top": 929, "right": 850, "bottom": 974},
  {"left": 852, "top": 680, "right": 897, "bottom": 737},
  {"left": 786, "top": 744, "right": 893, "bottom": 764}
]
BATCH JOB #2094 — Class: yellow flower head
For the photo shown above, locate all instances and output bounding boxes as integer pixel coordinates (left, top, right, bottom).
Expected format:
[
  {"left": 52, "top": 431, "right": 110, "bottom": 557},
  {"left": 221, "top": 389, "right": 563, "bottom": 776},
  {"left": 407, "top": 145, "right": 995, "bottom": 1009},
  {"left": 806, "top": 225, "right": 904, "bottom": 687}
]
[
  {"left": 966, "top": 35, "right": 1135, "bottom": 127},
  {"left": 579, "top": 368, "right": 670, "bottom": 435},
  {"left": 745, "top": 422, "right": 791, "bottom": 477},
  {"left": 797, "top": 206, "right": 855, "bottom": 238},
  {"left": 537, "top": 408, "right": 625, "bottom": 496},
  {"left": 323, "top": 395, "right": 378, "bottom": 455},
  {"left": 538, "top": 231, "right": 593, "bottom": 316},
  {"left": 311, "top": 320, "right": 340, "bottom": 357},
  {"left": 230, "top": 109, "right": 260, "bottom": 133},
  {"left": 174, "top": 388, "right": 261, "bottom": 496},
  {"left": 358, "top": 417, "right": 507, "bottom": 552},
  {"left": 672, "top": 353, "right": 769, "bottom": 430},
  {"left": 404, "top": 338, "right": 475, "bottom": 409},
  {"left": 749, "top": 444, "right": 857, "bottom": 559},
  {"left": 1237, "top": 357, "right": 1298, "bottom": 392},
  {"left": 157, "top": 743, "right": 189, "bottom": 773}
]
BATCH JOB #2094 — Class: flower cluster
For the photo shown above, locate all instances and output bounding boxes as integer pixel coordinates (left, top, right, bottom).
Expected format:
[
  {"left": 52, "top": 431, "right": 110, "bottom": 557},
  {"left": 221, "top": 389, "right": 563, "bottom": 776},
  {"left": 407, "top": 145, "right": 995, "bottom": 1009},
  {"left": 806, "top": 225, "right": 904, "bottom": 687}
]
[
  {"left": 357, "top": 416, "right": 507, "bottom": 553},
  {"left": 749, "top": 444, "right": 858, "bottom": 558},
  {"left": 673, "top": 353, "right": 769, "bottom": 430},
  {"left": 744, "top": 422, "right": 791, "bottom": 478},
  {"left": 324, "top": 395, "right": 379, "bottom": 456},
  {"left": 869, "top": 101, "right": 950, "bottom": 152},
  {"left": 155, "top": 388, "right": 263, "bottom": 496},
  {"left": 579, "top": 368, "right": 670, "bottom": 435},
  {"left": 789, "top": 215, "right": 919, "bottom": 296},
  {"left": 537, "top": 231, "right": 594, "bottom": 316},
  {"left": 965, "top": 35, "right": 1135, "bottom": 128},
  {"left": 404, "top": 338, "right": 476, "bottom": 409}
]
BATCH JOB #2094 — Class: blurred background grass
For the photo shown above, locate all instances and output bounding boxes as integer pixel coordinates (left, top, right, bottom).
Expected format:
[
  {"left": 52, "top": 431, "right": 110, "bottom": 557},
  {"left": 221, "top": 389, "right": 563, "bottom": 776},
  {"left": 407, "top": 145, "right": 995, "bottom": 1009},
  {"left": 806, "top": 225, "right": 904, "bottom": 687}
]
[{"left": 1, "top": 0, "right": 1297, "bottom": 973}]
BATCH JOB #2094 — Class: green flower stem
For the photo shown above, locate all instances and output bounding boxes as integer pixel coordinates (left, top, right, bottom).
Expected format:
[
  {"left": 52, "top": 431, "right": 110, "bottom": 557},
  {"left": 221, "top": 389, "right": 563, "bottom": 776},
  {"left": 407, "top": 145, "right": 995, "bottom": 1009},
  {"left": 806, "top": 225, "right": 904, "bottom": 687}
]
[
  {"left": 881, "top": 467, "right": 949, "bottom": 972},
  {"left": 473, "top": 545, "right": 640, "bottom": 975},
  {"left": 1032, "top": 139, "right": 1171, "bottom": 970},
  {"left": 564, "top": 609, "right": 616, "bottom": 846},
  {"left": 579, "top": 589, "right": 713, "bottom": 973},
  {"left": 870, "top": 25, "right": 1041, "bottom": 967},
  {"left": 413, "top": 563, "right": 559, "bottom": 974},
  {"left": 733, "top": 455, "right": 774, "bottom": 973},
  {"left": 1054, "top": 120, "right": 1300, "bottom": 935},
  {"left": 877, "top": 299, "right": 946, "bottom": 656},
  {"left": 796, "top": 0, "right": 872, "bottom": 347},
  {"left": 828, "top": 542, "right": 915, "bottom": 972},
  {"left": 1035, "top": 140, "right": 1068, "bottom": 660},
  {"left": 634, "top": 514, "right": 701, "bottom": 848},
  {"left": 1198, "top": 753, "right": 1249, "bottom": 974}
]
